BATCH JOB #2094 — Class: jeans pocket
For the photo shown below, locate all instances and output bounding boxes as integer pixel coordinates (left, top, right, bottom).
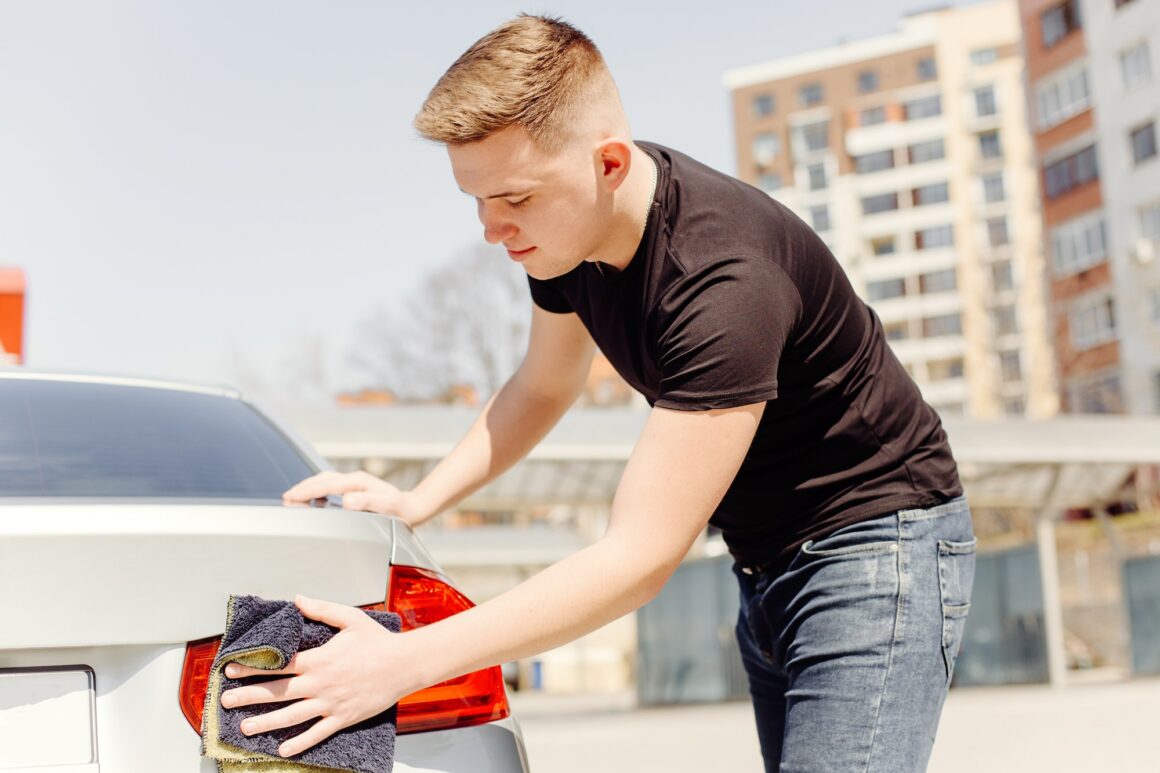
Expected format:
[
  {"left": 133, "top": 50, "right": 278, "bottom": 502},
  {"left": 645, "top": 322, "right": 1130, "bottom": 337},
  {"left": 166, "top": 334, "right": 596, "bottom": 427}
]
[
  {"left": 937, "top": 538, "right": 977, "bottom": 683},
  {"left": 800, "top": 539, "right": 899, "bottom": 559}
]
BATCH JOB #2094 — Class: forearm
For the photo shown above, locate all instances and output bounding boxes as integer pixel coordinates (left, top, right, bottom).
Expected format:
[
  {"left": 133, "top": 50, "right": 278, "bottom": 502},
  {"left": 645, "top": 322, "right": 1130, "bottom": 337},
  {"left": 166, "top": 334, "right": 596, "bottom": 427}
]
[
  {"left": 397, "top": 530, "right": 681, "bottom": 695},
  {"left": 406, "top": 370, "right": 579, "bottom": 523}
]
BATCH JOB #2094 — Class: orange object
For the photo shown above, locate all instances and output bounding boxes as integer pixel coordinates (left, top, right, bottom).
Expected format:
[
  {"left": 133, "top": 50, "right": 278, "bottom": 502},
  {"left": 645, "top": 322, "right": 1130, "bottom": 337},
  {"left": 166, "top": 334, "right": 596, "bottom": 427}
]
[{"left": 0, "top": 268, "right": 26, "bottom": 364}]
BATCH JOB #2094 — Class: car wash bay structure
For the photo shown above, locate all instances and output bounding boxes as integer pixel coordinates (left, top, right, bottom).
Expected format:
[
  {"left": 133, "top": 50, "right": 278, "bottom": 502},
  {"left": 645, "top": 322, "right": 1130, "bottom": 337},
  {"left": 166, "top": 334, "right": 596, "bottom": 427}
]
[{"left": 295, "top": 406, "right": 1160, "bottom": 692}]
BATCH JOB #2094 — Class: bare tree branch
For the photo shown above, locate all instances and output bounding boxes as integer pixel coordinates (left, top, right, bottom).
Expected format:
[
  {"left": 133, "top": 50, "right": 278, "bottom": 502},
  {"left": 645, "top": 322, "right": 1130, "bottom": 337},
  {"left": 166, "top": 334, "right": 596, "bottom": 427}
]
[{"left": 348, "top": 244, "right": 532, "bottom": 401}]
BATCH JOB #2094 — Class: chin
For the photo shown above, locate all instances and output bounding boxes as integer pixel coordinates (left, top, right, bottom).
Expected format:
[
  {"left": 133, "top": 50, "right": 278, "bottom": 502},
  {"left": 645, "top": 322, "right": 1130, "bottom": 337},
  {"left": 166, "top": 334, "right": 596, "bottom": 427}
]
[{"left": 524, "top": 256, "right": 580, "bottom": 281}]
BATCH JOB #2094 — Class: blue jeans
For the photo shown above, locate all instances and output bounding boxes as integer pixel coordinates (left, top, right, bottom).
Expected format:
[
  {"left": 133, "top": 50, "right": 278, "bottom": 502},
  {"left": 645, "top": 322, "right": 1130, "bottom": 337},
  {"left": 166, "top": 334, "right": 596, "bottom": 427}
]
[{"left": 734, "top": 496, "right": 976, "bottom": 772}]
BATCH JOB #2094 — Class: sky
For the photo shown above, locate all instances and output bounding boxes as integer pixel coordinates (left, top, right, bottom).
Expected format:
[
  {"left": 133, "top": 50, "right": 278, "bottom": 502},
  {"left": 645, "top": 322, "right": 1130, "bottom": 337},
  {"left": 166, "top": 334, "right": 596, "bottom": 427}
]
[{"left": 0, "top": 0, "right": 970, "bottom": 407}]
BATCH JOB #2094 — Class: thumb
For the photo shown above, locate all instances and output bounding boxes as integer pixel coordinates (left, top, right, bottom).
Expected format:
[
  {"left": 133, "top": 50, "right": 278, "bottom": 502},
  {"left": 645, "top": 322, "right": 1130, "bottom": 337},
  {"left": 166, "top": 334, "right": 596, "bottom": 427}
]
[{"left": 296, "top": 594, "right": 362, "bottom": 629}]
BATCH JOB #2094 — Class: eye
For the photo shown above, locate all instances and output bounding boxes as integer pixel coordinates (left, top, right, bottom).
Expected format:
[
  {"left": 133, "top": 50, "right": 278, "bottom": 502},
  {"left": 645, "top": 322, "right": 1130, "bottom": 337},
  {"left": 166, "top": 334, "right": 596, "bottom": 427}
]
[{"left": 508, "top": 196, "right": 531, "bottom": 209}]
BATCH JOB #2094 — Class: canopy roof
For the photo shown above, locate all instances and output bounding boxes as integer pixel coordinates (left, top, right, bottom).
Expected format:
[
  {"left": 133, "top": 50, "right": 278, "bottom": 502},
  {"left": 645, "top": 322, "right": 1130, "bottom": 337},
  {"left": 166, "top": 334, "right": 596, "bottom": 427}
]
[{"left": 290, "top": 407, "right": 1160, "bottom": 512}]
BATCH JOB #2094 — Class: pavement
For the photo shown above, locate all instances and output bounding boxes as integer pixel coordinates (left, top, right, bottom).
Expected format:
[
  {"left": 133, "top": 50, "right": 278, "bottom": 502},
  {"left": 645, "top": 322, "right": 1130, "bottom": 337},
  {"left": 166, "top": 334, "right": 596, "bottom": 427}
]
[{"left": 508, "top": 674, "right": 1160, "bottom": 772}]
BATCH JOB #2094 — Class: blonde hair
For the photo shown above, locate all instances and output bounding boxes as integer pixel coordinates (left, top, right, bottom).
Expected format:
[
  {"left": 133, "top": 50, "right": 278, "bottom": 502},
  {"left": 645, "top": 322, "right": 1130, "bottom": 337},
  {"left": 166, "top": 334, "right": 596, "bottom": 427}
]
[{"left": 414, "top": 15, "right": 611, "bottom": 150}]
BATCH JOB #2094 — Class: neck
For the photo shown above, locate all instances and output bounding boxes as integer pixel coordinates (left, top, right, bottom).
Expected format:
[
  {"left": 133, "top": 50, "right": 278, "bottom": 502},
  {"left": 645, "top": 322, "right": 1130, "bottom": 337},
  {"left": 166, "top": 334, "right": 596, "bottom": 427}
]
[{"left": 591, "top": 145, "right": 656, "bottom": 272}]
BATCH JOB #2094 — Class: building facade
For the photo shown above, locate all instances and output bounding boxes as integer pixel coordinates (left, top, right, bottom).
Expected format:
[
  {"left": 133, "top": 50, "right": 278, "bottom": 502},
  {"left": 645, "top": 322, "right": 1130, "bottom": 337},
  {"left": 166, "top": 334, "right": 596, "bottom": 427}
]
[
  {"left": 1019, "top": 0, "right": 1160, "bottom": 414},
  {"left": 725, "top": 0, "right": 1058, "bottom": 418}
]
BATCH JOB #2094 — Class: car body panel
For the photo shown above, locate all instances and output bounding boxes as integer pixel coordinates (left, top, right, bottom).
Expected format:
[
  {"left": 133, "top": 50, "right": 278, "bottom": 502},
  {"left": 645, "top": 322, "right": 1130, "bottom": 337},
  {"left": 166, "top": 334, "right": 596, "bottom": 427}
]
[{"left": 0, "top": 503, "right": 393, "bottom": 648}]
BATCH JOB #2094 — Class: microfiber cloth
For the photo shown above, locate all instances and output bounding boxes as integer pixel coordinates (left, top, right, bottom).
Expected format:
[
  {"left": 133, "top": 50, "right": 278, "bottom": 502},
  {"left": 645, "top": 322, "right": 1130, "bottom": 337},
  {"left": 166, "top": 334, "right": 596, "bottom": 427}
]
[{"left": 200, "top": 594, "right": 402, "bottom": 773}]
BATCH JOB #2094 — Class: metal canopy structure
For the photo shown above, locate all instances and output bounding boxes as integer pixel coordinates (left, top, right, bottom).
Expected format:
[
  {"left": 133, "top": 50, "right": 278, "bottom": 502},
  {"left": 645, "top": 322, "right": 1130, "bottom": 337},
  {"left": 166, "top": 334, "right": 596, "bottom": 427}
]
[
  {"left": 292, "top": 406, "right": 1160, "bottom": 687},
  {"left": 293, "top": 408, "right": 1160, "bottom": 511}
]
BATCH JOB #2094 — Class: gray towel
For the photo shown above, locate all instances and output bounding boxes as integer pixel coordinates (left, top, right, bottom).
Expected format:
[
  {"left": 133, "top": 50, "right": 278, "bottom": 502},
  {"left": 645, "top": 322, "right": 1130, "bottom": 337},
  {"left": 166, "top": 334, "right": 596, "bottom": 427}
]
[{"left": 200, "top": 594, "right": 402, "bottom": 773}]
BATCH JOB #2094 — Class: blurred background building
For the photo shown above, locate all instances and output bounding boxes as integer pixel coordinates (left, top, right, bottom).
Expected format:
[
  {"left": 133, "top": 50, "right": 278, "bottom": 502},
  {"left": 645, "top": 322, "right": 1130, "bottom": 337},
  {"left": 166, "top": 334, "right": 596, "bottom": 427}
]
[
  {"left": 725, "top": 0, "right": 1058, "bottom": 419},
  {"left": 1018, "top": 0, "right": 1160, "bottom": 414}
]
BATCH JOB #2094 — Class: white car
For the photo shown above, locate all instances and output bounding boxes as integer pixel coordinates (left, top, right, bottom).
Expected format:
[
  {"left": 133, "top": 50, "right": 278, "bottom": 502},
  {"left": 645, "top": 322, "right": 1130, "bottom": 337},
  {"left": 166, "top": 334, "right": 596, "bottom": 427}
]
[{"left": 0, "top": 370, "right": 531, "bottom": 772}]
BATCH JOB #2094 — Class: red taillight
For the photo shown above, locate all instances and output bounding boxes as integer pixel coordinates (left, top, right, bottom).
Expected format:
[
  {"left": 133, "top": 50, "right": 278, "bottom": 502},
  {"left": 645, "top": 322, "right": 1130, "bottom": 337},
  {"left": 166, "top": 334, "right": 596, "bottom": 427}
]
[
  {"left": 377, "top": 564, "right": 511, "bottom": 734},
  {"left": 179, "top": 636, "right": 221, "bottom": 732},
  {"left": 178, "top": 564, "right": 509, "bottom": 735}
]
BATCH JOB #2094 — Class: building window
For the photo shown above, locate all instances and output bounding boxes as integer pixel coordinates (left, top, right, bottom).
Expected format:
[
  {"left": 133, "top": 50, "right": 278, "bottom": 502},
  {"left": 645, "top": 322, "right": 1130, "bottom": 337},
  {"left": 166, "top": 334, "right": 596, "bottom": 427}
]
[
  {"left": 800, "top": 82, "right": 824, "bottom": 106},
  {"left": 810, "top": 205, "right": 831, "bottom": 232},
  {"left": 1050, "top": 212, "right": 1107, "bottom": 276},
  {"left": 904, "top": 94, "right": 942, "bottom": 120},
  {"left": 923, "top": 313, "right": 962, "bottom": 338},
  {"left": 913, "top": 182, "right": 950, "bottom": 206},
  {"left": 866, "top": 278, "right": 906, "bottom": 301},
  {"left": 807, "top": 163, "right": 828, "bottom": 190},
  {"left": 1141, "top": 201, "right": 1160, "bottom": 242},
  {"left": 979, "top": 130, "right": 1002, "bottom": 159},
  {"left": 858, "top": 70, "right": 879, "bottom": 93},
  {"left": 987, "top": 217, "right": 1010, "bottom": 247},
  {"left": 991, "top": 305, "right": 1019, "bottom": 337},
  {"left": 991, "top": 260, "right": 1014, "bottom": 292},
  {"left": 884, "top": 321, "right": 908, "bottom": 341},
  {"left": 758, "top": 172, "right": 783, "bottom": 192},
  {"left": 855, "top": 149, "right": 895, "bottom": 174},
  {"left": 862, "top": 192, "right": 900, "bottom": 215},
  {"left": 971, "top": 47, "right": 999, "bottom": 66},
  {"left": 982, "top": 172, "right": 1006, "bottom": 203},
  {"left": 752, "top": 93, "right": 776, "bottom": 118},
  {"left": 974, "top": 85, "right": 998, "bottom": 117},
  {"left": 917, "top": 57, "right": 937, "bottom": 81},
  {"left": 798, "top": 120, "right": 829, "bottom": 153},
  {"left": 999, "top": 350, "right": 1023, "bottom": 383},
  {"left": 752, "top": 132, "right": 780, "bottom": 165},
  {"left": 1036, "top": 65, "right": 1090, "bottom": 130},
  {"left": 1042, "top": 0, "right": 1081, "bottom": 49},
  {"left": 1070, "top": 293, "right": 1116, "bottom": 350},
  {"left": 871, "top": 236, "right": 896, "bottom": 256},
  {"left": 929, "top": 358, "right": 965, "bottom": 381},
  {"left": 1121, "top": 42, "right": 1152, "bottom": 89},
  {"left": 1004, "top": 396, "right": 1026, "bottom": 415},
  {"left": 908, "top": 138, "right": 946, "bottom": 164},
  {"left": 1068, "top": 369, "right": 1124, "bottom": 413},
  {"left": 916, "top": 224, "right": 954, "bottom": 250},
  {"left": 1131, "top": 122, "right": 1157, "bottom": 165},
  {"left": 920, "top": 268, "right": 958, "bottom": 294},
  {"left": 1044, "top": 144, "right": 1098, "bottom": 198},
  {"left": 861, "top": 106, "right": 887, "bottom": 126}
]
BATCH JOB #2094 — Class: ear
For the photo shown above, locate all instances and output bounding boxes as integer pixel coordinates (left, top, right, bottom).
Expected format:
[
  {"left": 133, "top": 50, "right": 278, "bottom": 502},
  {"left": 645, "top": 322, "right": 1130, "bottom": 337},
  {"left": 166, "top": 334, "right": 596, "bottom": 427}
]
[{"left": 595, "top": 138, "right": 633, "bottom": 193}]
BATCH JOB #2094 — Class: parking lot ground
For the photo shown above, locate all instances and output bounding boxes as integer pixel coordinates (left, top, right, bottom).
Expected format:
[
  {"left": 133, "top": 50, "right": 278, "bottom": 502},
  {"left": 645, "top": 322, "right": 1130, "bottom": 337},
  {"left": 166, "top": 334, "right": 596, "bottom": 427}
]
[{"left": 509, "top": 675, "right": 1160, "bottom": 772}]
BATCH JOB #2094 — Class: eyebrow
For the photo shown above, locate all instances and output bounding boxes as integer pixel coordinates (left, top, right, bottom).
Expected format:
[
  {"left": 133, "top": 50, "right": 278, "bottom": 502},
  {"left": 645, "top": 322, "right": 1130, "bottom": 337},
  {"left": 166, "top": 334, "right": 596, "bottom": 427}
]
[{"left": 459, "top": 187, "right": 532, "bottom": 200}]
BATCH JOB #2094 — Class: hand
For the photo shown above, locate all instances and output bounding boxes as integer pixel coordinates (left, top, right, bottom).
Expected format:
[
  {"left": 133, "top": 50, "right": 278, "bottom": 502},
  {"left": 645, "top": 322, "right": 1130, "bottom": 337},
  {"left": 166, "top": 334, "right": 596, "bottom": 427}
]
[
  {"left": 283, "top": 471, "right": 428, "bottom": 527},
  {"left": 219, "top": 595, "right": 415, "bottom": 758}
]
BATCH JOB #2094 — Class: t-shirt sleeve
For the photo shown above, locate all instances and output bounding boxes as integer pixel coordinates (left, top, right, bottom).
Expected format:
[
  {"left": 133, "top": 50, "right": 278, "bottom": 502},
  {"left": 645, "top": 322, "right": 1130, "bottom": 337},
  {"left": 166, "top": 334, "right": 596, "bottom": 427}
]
[
  {"left": 653, "top": 257, "right": 800, "bottom": 411},
  {"left": 526, "top": 275, "right": 574, "bottom": 314}
]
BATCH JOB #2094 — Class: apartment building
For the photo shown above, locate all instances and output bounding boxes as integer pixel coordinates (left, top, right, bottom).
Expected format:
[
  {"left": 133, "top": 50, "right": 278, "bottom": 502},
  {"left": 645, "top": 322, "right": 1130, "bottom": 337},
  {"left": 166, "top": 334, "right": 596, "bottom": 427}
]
[
  {"left": 1020, "top": 0, "right": 1160, "bottom": 413},
  {"left": 724, "top": 0, "right": 1057, "bottom": 418}
]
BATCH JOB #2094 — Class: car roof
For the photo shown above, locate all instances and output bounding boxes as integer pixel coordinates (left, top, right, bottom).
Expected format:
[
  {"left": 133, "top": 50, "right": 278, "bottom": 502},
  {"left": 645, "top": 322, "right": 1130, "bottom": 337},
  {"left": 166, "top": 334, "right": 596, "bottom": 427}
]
[{"left": 0, "top": 367, "right": 241, "bottom": 400}]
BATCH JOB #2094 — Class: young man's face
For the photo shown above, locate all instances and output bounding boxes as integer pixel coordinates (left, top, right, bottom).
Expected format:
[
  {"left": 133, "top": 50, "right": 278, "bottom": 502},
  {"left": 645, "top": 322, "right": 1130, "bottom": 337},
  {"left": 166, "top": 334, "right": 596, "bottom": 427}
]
[{"left": 448, "top": 126, "right": 613, "bottom": 281}]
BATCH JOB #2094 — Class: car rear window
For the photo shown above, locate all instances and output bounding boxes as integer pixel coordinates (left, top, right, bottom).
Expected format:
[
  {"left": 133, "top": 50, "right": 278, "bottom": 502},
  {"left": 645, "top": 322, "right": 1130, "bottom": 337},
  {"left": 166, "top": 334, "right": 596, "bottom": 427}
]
[{"left": 0, "top": 379, "right": 317, "bottom": 498}]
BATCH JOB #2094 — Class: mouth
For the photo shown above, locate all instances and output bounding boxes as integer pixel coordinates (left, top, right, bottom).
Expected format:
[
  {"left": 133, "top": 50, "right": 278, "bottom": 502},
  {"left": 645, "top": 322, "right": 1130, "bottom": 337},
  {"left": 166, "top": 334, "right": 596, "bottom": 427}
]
[{"left": 506, "top": 246, "right": 536, "bottom": 262}]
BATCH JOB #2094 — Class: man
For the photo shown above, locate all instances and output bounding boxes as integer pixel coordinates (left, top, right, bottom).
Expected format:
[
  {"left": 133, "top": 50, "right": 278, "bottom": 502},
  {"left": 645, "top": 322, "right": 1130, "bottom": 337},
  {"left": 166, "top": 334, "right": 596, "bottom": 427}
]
[{"left": 222, "top": 15, "right": 976, "bottom": 771}]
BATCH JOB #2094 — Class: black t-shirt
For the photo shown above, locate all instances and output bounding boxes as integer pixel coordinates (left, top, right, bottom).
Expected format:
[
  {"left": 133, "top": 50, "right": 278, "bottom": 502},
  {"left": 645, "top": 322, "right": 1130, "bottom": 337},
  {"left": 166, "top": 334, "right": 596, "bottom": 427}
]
[{"left": 528, "top": 141, "right": 962, "bottom": 572}]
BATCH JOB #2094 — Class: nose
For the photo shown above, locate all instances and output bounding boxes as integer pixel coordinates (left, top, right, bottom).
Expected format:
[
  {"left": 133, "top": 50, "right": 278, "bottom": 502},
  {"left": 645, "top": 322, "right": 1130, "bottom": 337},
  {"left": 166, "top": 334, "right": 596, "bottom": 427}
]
[{"left": 478, "top": 200, "right": 518, "bottom": 245}]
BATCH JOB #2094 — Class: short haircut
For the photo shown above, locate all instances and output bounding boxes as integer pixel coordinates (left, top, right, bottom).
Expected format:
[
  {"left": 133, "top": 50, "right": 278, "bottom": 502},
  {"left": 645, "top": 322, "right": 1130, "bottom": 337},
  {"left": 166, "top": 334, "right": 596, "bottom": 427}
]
[{"left": 414, "top": 15, "right": 609, "bottom": 150}]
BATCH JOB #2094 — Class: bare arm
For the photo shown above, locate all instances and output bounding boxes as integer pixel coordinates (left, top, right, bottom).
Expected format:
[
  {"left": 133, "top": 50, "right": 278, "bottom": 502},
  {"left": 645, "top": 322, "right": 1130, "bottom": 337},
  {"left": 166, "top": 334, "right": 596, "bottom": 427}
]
[
  {"left": 283, "top": 304, "right": 596, "bottom": 525},
  {"left": 225, "top": 399, "right": 765, "bottom": 756}
]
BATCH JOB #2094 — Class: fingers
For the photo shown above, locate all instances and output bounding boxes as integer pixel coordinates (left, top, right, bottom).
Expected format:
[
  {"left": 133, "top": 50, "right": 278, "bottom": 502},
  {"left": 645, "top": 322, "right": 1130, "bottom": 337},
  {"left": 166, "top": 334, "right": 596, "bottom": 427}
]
[
  {"left": 279, "top": 715, "right": 345, "bottom": 758},
  {"left": 282, "top": 471, "right": 386, "bottom": 503},
  {"left": 235, "top": 698, "right": 325, "bottom": 741},
  {"left": 221, "top": 673, "right": 303, "bottom": 708},
  {"left": 295, "top": 594, "right": 365, "bottom": 629},
  {"left": 224, "top": 650, "right": 300, "bottom": 680},
  {"left": 339, "top": 490, "right": 398, "bottom": 514}
]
